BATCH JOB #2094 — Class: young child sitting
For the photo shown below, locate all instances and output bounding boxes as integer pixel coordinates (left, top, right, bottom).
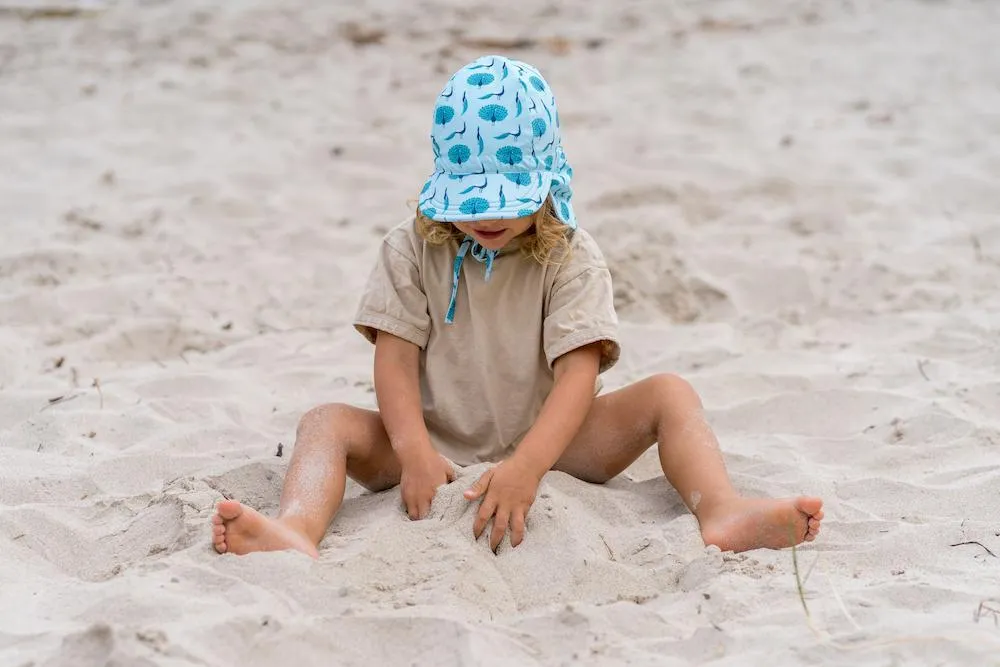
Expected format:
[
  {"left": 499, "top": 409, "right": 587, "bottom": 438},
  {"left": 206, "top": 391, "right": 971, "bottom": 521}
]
[{"left": 212, "top": 55, "right": 823, "bottom": 557}]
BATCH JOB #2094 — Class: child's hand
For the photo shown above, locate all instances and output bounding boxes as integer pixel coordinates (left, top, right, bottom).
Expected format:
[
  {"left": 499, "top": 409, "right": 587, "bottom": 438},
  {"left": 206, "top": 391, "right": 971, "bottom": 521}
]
[
  {"left": 399, "top": 450, "right": 455, "bottom": 520},
  {"left": 464, "top": 459, "right": 541, "bottom": 551}
]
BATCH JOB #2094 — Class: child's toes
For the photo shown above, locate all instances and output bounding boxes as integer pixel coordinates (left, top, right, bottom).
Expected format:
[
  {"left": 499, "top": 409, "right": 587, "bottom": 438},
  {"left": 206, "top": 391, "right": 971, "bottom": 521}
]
[
  {"left": 213, "top": 524, "right": 225, "bottom": 536},
  {"left": 211, "top": 513, "right": 223, "bottom": 526}
]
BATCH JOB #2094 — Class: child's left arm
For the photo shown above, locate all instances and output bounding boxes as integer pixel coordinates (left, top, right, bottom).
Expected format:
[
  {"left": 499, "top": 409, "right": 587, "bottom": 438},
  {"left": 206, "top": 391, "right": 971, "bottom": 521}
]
[
  {"left": 465, "top": 236, "right": 620, "bottom": 551},
  {"left": 464, "top": 342, "right": 602, "bottom": 551}
]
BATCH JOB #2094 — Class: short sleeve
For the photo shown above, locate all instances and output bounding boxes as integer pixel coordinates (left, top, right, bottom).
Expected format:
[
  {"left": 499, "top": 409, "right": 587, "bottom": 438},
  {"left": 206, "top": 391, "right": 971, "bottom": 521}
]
[
  {"left": 543, "top": 265, "right": 621, "bottom": 373},
  {"left": 353, "top": 236, "right": 430, "bottom": 348}
]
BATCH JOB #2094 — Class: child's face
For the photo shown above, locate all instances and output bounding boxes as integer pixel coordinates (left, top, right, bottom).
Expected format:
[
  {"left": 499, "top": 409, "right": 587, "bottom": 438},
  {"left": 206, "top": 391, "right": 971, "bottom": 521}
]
[{"left": 454, "top": 216, "right": 534, "bottom": 251}]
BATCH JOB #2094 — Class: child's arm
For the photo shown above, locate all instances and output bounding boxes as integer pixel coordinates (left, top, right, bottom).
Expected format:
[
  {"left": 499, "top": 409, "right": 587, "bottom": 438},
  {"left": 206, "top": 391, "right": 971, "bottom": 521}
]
[
  {"left": 510, "top": 342, "right": 602, "bottom": 476},
  {"left": 464, "top": 342, "right": 602, "bottom": 550},
  {"left": 375, "top": 331, "right": 454, "bottom": 519},
  {"left": 374, "top": 331, "right": 432, "bottom": 459}
]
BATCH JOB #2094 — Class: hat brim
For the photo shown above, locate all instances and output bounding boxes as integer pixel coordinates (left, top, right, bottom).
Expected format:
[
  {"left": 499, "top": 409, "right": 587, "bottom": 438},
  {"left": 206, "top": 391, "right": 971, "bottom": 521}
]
[{"left": 418, "top": 171, "right": 554, "bottom": 223}]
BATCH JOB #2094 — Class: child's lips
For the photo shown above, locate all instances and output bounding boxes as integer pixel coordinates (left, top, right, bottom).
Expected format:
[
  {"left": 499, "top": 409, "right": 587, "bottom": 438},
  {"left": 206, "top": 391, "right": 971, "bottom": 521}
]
[{"left": 475, "top": 229, "right": 505, "bottom": 238}]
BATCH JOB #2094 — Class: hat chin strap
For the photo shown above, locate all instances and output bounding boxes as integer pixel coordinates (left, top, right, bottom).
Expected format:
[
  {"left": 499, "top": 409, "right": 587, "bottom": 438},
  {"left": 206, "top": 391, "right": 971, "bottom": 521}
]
[{"left": 445, "top": 236, "right": 498, "bottom": 324}]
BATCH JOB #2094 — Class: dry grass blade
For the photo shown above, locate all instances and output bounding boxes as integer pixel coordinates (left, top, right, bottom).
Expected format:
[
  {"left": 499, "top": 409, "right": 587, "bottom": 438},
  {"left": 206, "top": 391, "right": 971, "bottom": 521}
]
[
  {"left": 802, "top": 550, "right": 821, "bottom": 586},
  {"left": 826, "top": 574, "right": 862, "bottom": 632},
  {"left": 791, "top": 538, "right": 811, "bottom": 620}
]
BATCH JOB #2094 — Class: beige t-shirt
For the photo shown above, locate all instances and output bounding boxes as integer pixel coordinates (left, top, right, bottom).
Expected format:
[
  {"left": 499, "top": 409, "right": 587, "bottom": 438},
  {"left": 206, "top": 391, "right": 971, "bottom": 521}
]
[{"left": 354, "top": 218, "right": 620, "bottom": 466}]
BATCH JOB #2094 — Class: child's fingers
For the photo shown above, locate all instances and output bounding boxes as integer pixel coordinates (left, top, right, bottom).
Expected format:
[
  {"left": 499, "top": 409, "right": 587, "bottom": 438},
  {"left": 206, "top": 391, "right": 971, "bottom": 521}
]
[
  {"left": 417, "top": 496, "right": 431, "bottom": 520},
  {"left": 464, "top": 468, "right": 495, "bottom": 500},
  {"left": 403, "top": 489, "right": 422, "bottom": 520},
  {"left": 445, "top": 462, "right": 457, "bottom": 483},
  {"left": 510, "top": 510, "right": 526, "bottom": 547},
  {"left": 474, "top": 496, "right": 498, "bottom": 539},
  {"left": 490, "top": 508, "right": 509, "bottom": 552}
]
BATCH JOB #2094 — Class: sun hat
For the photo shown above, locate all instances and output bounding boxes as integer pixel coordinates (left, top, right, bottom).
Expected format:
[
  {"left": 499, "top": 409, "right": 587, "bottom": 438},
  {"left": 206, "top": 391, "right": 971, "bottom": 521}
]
[{"left": 417, "top": 55, "right": 576, "bottom": 323}]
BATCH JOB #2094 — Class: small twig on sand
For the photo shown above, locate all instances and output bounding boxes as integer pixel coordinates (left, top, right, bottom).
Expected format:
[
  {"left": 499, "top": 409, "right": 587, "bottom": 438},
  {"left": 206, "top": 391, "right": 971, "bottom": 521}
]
[
  {"left": 950, "top": 541, "right": 997, "bottom": 558},
  {"left": 599, "top": 534, "right": 616, "bottom": 561},
  {"left": 457, "top": 36, "right": 538, "bottom": 50},
  {"left": 42, "top": 393, "right": 80, "bottom": 411},
  {"left": 917, "top": 359, "right": 930, "bottom": 381},
  {"left": 275, "top": 443, "right": 284, "bottom": 457},
  {"left": 0, "top": 7, "right": 101, "bottom": 19},
  {"left": 92, "top": 378, "right": 104, "bottom": 409},
  {"left": 975, "top": 600, "right": 1000, "bottom": 626}
]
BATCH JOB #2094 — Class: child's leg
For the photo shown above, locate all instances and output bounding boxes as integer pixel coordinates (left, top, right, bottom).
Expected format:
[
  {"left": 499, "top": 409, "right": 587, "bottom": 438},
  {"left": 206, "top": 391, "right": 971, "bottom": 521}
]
[
  {"left": 211, "top": 403, "right": 401, "bottom": 557},
  {"left": 553, "top": 374, "right": 823, "bottom": 552}
]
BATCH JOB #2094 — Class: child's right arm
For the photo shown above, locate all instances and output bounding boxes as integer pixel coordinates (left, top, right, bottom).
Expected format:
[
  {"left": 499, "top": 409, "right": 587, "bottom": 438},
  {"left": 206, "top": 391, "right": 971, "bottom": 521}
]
[{"left": 374, "top": 331, "right": 454, "bottom": 519}]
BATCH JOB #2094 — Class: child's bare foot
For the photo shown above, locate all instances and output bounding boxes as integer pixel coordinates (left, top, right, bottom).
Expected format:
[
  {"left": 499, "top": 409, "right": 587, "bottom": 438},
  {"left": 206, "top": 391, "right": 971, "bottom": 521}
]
[
  {"left": 697, "top": 496, "right": 823, "bottom": 553},
  {"left": 211, "top": 500, "right": 319, "bottom": 558}
]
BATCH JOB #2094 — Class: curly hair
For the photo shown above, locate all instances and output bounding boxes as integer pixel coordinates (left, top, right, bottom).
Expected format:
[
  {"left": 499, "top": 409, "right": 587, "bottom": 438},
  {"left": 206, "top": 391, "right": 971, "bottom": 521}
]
[{"left": 414, "top": 198, "right": 572, "bottom": 266}]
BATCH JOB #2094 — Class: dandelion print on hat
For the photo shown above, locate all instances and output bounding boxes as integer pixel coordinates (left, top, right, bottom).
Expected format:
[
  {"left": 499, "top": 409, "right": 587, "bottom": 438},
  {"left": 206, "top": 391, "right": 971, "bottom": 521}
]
[{"left": 418, "top": 55, "right": 576, "bottom": 229}]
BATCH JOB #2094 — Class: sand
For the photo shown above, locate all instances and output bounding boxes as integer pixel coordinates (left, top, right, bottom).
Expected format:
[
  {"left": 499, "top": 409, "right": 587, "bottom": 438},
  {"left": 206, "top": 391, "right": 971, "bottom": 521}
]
[{"left": 2, "top": 0, "right": 999, "bottom": 665}]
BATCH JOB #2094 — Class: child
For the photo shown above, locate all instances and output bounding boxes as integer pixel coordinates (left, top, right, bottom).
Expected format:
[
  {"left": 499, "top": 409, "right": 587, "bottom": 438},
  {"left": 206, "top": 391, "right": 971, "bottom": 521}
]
[{"left": 212, "top": 55, "right": 823, "bottom": 557}]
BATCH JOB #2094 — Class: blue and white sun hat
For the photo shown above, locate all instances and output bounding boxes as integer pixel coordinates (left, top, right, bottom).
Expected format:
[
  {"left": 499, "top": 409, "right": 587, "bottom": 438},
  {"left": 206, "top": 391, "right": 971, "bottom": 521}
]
[{"left": 417, "top": 55, "right": 576, "bottom": 323}]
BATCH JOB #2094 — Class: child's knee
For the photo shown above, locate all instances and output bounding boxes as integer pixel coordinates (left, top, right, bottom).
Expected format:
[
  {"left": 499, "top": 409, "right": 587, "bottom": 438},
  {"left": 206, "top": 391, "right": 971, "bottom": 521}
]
[
  {"left": 296, "top": 402, "right": 354, "bottom": 440},
  {"left": 645, "top": 373, "right": 702, "bottom": 408}
]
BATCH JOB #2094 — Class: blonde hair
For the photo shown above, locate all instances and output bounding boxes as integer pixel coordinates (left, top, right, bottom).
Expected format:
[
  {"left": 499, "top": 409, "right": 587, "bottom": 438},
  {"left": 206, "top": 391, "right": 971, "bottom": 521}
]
[{"left": 414, "top": 198, "right": 572, "bottom": 266}]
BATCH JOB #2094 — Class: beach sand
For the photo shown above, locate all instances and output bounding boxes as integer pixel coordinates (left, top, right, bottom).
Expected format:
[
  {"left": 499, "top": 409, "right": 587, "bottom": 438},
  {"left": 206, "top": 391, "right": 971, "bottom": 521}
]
[{"left": 2, "top": 0, "right": 999, "bottom": 665}]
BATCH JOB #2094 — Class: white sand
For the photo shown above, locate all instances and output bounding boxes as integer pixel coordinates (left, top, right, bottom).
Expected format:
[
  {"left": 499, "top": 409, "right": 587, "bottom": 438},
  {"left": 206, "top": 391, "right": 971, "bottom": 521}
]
[{"left": 2, "top": 0, "right": 1000, "bottom": 664}]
